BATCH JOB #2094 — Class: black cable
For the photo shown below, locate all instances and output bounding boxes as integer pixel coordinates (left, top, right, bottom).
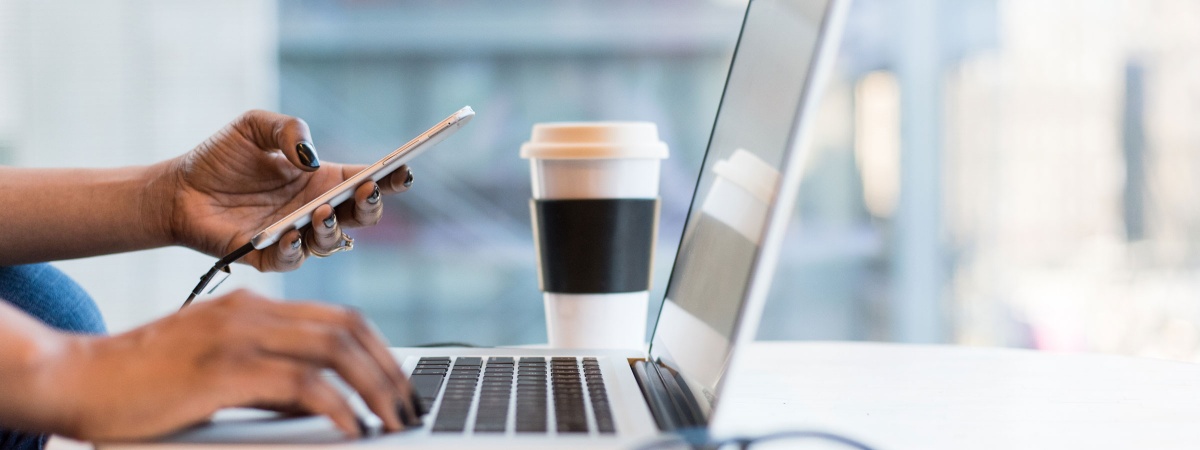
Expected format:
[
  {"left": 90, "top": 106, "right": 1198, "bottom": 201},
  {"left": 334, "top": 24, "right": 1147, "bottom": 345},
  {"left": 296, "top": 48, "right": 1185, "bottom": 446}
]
[
  {"left": 180, "top": 242, "right": 255, "bottom": 309},
  {"left": 724, "top": 430, "right": 878, "bottom": 450},
  {"left": 632, "top": 428, "right": 878, "bottom": 450}
]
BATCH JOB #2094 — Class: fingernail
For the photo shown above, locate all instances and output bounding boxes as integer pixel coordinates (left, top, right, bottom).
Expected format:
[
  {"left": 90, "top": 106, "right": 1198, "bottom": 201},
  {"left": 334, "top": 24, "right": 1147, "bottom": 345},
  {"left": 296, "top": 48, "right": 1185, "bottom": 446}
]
[
  {"left": 396, "top": 403, "right": 412, "bottom": 426},
  {"left": 367, "top": 185, "right": 381, "bottom": 204},
  {"left": 296, "top": 142, "right": 320, "bottom": 169},
  {"left": 354, "top": 417, "right": 369, "bottom": 438},
  {"left": 403, "top": 170, "right": 414, "bottom": 188},
  {"left": 323, "top": 213, "right": 336, "bottom": 228},
  {"left": 410, "top": 391, "right": 428, "bottom": 416},
  {"left": 290, "top": 236, "right": 302, "bottom": 250}
]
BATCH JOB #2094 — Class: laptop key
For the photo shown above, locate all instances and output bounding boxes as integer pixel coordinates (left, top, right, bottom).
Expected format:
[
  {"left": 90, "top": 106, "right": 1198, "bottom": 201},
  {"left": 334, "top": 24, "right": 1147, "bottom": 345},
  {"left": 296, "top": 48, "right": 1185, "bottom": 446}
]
[
  {"left": 422, "top": 355, "right": 622, "bottom": 435},
  {"left": 473, "top": 378, "right": 513, "bottom": 433},
  {"left": 475, "top": 423, "right": 506, "bottom": 433},
  {"left": 409, "top": 374, "right": 445, "bottom": 403},
  {"left": 596, "top": 420, "right": 615, "bottom": 433},
  {"left": 432, "top": 420, "right": 466, "bottom": 433},
  {"left": 587, "top": 367, "right": 615, "bottom": 433}
]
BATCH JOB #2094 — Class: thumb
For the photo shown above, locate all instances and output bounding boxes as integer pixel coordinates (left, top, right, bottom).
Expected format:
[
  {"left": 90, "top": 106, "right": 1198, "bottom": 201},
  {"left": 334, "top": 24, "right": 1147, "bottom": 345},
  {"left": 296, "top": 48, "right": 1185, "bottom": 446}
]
[{"left": 233, "top": 110, "right": 321, "bottom": 172}]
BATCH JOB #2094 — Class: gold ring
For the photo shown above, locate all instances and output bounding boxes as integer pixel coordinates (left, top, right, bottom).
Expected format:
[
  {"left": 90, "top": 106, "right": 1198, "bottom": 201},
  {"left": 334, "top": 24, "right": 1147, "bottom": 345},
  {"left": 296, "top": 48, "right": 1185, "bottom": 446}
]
[{"left": 306, "top": 230, "right": 354, "bottom": 258}]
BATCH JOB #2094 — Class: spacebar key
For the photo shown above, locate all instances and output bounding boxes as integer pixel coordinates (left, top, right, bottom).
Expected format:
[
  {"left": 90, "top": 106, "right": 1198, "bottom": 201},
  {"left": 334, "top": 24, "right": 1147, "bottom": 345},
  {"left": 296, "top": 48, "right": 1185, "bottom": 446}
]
[{"left": 410, "top": 374, "right": 445, "bottom": 402}]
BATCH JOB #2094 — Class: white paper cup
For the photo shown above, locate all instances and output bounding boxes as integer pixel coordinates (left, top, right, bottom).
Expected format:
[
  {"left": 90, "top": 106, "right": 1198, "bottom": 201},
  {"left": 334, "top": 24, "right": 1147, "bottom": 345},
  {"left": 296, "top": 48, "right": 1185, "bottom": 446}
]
[
  {"left": 521, "top": 122, "right": 669, "bottom": 350},
  {"left": 702, "top": 149, "right": 780, "bottom": 244}
]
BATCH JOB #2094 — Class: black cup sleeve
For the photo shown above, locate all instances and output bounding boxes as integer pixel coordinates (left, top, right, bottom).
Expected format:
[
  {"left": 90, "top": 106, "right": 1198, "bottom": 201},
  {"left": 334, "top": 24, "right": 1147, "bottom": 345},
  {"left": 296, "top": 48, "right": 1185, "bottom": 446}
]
[{"left": 531, "top": 198, "right": 659, "bottom": 294}]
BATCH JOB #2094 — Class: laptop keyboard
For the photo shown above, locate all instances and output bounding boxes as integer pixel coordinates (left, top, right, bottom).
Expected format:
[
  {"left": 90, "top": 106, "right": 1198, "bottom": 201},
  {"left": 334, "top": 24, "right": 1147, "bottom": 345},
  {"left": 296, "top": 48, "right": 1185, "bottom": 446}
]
[{"left": 409, "top": 356, "right": 614, "bottom": 435}]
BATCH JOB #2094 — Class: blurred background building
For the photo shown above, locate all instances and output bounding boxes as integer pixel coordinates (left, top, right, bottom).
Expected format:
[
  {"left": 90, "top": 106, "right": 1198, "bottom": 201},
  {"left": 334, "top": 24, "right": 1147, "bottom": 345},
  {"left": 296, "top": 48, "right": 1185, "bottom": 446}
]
[{"left": 3, "top": 0, "right": 1200, "bottom": 361}]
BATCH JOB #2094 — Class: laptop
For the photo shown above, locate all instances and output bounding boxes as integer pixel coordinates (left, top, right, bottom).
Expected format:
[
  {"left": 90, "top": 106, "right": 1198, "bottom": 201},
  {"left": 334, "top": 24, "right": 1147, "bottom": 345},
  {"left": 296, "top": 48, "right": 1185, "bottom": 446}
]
[{"left": 106, "top": 0, "right": 848, "bottom": 447}]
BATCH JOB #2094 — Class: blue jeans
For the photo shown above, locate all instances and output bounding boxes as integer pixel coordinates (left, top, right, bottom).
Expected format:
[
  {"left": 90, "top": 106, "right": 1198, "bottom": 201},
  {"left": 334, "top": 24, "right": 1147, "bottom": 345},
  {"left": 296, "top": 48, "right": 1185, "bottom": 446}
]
[{"left": 0, "top": 264, "right": 106, "bottom": 450}]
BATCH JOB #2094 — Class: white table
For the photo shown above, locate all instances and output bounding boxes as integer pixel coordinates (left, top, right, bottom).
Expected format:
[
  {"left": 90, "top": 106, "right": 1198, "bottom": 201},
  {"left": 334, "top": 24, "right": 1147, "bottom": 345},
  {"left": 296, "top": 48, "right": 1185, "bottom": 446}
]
[
  {"left": 714, "top": 342, "right": 1200, "bottom": 449},
  {"left": 50, "top": 341, "right": 1200, "bottom": 449}
]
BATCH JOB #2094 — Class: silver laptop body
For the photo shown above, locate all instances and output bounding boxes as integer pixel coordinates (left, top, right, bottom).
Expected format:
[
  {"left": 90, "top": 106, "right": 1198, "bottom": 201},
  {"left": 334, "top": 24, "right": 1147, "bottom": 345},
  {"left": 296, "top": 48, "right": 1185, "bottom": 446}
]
[{"left": 104, "top": 0, "right": 848, "bottom": 448}]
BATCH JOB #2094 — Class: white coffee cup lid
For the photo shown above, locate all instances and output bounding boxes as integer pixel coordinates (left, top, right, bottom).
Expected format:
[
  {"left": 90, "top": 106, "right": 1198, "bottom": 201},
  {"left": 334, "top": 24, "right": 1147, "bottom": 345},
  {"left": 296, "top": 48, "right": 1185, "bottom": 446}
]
[
  {"left": 712, "top": 149, "right": 779, "bottom": 204},
  {"left": 520, "top": 122, "right": 669, "bottom": 160}
]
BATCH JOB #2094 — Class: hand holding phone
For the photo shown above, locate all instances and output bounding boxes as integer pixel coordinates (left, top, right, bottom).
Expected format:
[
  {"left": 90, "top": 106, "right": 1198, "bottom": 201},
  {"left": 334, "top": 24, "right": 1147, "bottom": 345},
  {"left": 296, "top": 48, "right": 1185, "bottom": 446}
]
[
  {"left": 181, "top": 106, "right": 475, "bottom": 308},
  {"left": 252, "top": 105, "right": 475, "bottom": 249}
]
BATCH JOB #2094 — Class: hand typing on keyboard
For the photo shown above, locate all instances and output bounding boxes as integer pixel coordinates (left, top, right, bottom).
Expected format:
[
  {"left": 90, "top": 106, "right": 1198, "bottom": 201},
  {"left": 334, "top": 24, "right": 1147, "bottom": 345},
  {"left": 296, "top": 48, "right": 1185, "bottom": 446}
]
[{"left": 0, "top": 291, "right": 422, "bottom": 442}]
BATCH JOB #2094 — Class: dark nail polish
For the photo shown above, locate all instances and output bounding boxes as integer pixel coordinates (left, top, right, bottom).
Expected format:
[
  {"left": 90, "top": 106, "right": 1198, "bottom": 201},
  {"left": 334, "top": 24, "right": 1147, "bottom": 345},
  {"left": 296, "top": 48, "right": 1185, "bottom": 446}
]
[
  {"left": 290, "top": 237, "right": 302, "bottom": 249},
  {"left": 396, "top": 403, "right": 411, "bottom": 426},
  {"left": 323, "top": 214, "right": 336, "bottom": 228},
  {"left": 295, "top": 142, "right": 320, "bottom": 169},
  {"left": 367, "top": 185, "right": 381, "bottom": 204},
  {"left": 403, "top": 170, "right": 414, "bottom": 188},
  {"left": 355, "top": 417, "right": 369, "bottom": 437},
  {"left": 410, "top": 391, "right": 428, "bottom": 416}
]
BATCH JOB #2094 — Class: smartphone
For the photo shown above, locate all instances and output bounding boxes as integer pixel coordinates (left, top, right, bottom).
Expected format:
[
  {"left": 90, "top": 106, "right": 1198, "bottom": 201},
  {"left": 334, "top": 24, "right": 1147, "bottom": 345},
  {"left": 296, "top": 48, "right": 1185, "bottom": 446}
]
[{"left": 249, "top": 106, "right": 475, "bottom": 250}]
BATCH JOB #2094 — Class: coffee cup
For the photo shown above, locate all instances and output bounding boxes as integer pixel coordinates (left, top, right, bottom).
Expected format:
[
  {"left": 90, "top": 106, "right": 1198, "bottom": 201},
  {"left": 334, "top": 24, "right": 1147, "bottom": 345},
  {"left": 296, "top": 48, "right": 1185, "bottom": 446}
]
[{"left": 520, "top": 122, "right": 669, "bottom": 350}]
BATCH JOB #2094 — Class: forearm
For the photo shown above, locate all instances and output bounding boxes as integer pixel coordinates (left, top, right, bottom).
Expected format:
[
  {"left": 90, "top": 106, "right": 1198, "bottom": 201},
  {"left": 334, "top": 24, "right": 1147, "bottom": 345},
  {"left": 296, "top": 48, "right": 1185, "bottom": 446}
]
[
  {"left": 0, "top": 301, "right": 86, "bottom": 436},
  {"left": 0, "top": 163, "right": 177, "bottom": 265}
]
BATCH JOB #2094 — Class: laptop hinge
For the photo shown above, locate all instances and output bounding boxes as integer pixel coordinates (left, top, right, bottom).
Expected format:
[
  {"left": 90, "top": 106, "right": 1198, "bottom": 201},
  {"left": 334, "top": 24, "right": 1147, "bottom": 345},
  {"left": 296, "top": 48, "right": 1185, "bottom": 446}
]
[{"left": 631, "top": 359, "right": 706, "bottom": 431}]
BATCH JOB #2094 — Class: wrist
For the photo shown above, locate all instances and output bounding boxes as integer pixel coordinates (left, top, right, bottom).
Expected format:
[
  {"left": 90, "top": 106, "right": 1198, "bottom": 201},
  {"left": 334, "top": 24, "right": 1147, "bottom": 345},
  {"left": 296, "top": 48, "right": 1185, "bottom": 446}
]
[
  {"left": 141, "top": 158, "right": 185, "bottom": 248},
  {"left": 0, "top": 327, "right": 93, "bottom": 438},
  {"left": 39, "top": 336, "right": 96, "bottom": 438},
  {"left": 41, "top": 333, "right": 142, "bottom": 440}
]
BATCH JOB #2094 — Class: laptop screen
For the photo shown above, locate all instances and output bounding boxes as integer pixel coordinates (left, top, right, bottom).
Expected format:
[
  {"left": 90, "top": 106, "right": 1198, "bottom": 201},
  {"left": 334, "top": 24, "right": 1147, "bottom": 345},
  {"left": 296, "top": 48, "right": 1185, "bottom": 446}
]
[{"left": 649, "top": 0, "right": 837, "bottom": 410}]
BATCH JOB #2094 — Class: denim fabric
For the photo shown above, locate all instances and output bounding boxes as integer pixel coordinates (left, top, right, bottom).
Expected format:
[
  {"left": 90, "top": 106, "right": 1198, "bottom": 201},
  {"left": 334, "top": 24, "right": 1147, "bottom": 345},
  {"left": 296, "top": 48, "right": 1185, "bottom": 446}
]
[{"left": 0, "top": 264, "right": 106, "bottom": 450}]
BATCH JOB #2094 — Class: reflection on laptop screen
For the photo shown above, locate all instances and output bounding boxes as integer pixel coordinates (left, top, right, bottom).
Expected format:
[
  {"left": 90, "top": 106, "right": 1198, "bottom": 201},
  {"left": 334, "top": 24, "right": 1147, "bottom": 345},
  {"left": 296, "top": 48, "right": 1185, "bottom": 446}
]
[{"left": 650, "top": 0, "right": 832, "bottom": 406}]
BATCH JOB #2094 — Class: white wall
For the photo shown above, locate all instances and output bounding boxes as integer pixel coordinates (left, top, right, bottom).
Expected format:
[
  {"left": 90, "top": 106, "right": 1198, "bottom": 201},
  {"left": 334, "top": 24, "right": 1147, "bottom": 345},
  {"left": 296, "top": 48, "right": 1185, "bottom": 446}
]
[{"left": 0, "top": 0, "right": 281, "bottom": 332}]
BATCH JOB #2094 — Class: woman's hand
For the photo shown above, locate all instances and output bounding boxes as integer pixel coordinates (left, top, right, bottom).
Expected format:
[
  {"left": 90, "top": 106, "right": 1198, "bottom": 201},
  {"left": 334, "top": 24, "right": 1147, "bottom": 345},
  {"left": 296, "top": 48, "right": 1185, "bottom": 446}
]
[
  {"left": 159, "top": 110, "right": 414, "bottom": 271},
  {"left": 5, "top": 290, "right": 418, "bottom": 441}
]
